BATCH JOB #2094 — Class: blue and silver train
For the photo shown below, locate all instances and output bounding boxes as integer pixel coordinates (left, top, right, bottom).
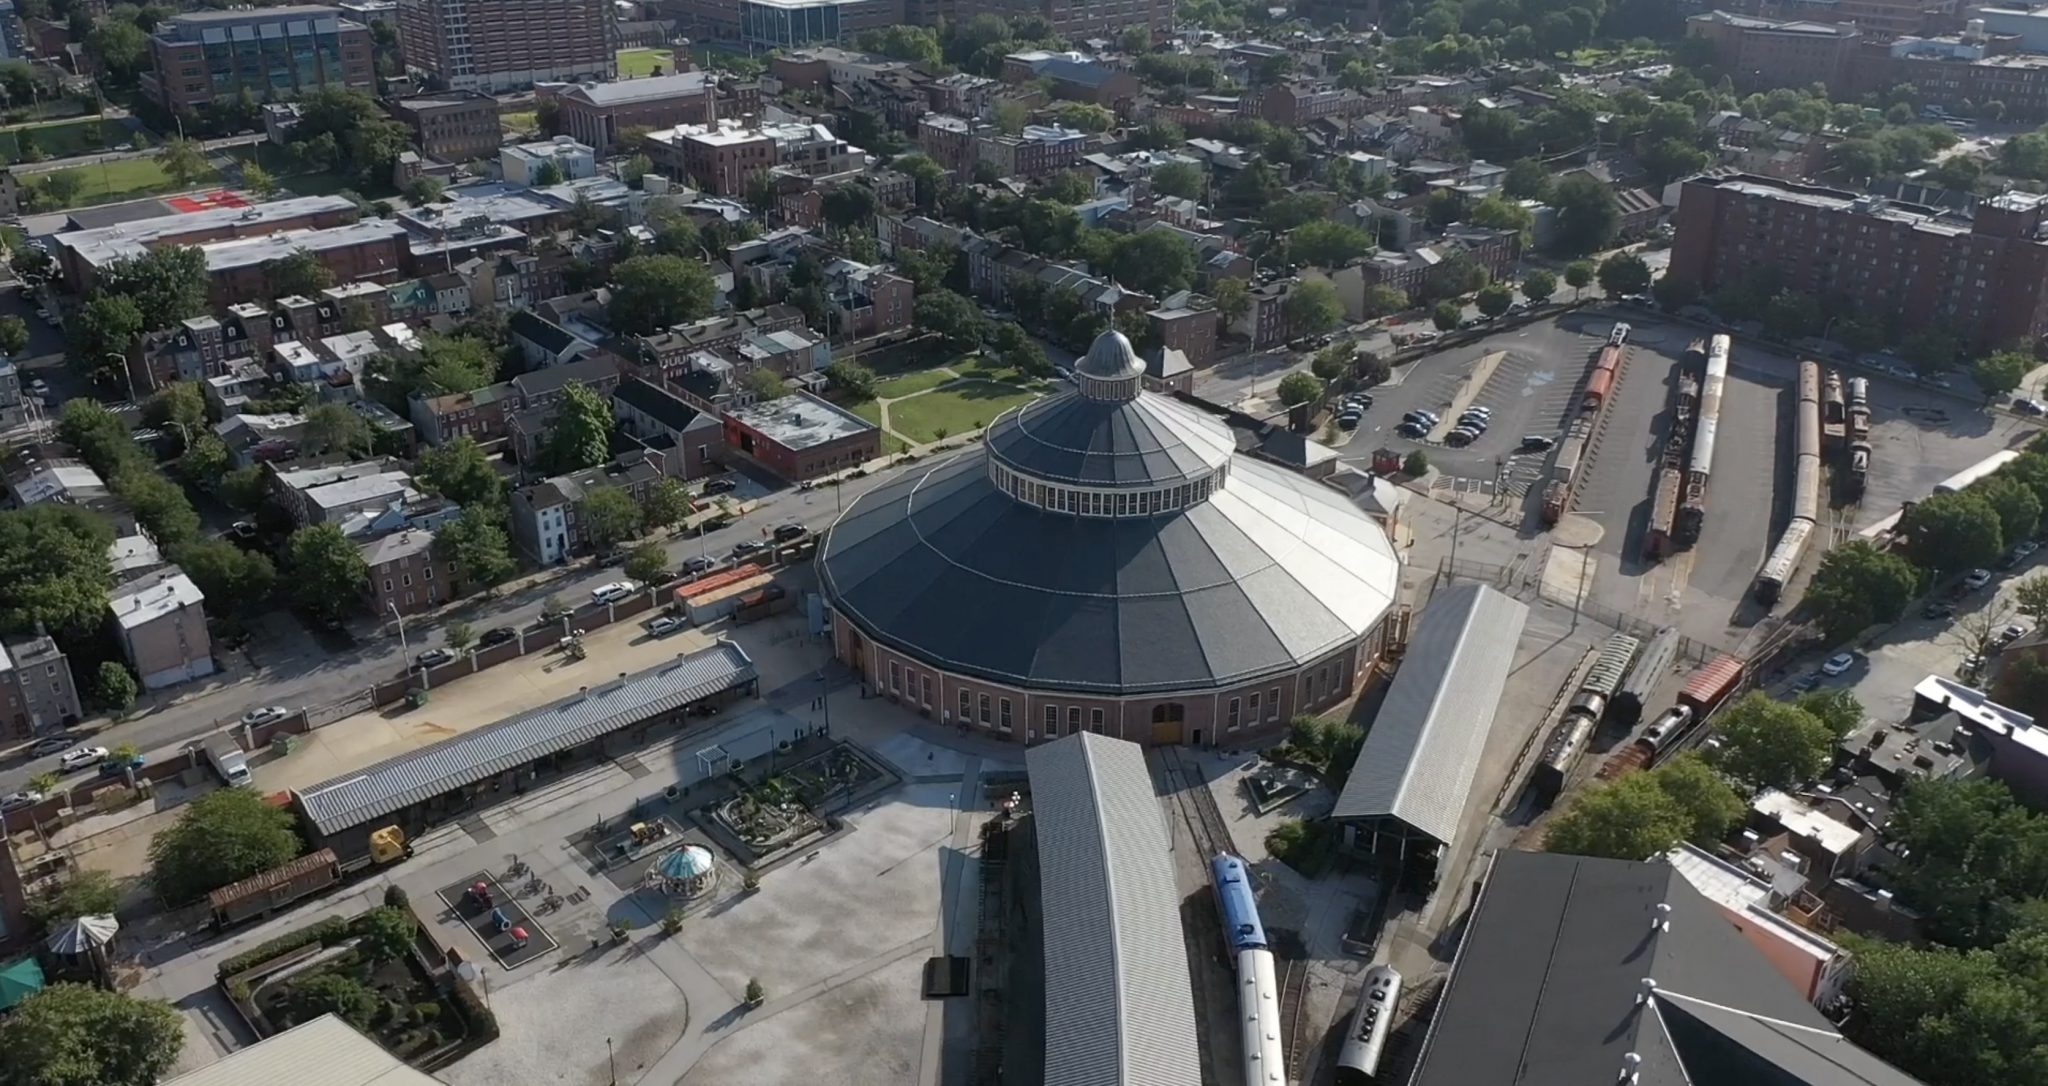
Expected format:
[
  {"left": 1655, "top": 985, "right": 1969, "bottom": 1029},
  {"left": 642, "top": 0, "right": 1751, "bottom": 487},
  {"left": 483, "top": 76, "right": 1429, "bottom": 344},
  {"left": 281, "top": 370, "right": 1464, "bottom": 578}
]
[
  {"left": 1210, "top": 854, "right": 1285, "bottom": 1086},
  {"left": 1334, "top": 964, "right": 1405, "bottom": 1083}
]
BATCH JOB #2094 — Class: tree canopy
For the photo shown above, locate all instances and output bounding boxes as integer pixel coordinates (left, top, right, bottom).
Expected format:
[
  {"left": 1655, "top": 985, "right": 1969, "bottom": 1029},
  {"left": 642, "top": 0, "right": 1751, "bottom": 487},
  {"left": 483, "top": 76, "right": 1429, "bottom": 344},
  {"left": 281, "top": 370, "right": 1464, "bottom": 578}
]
[
  {"left": 0, "top": 983, "right": 184, "bottom": 1086},
  {"left": 1708, "top": 691, "right": 1836, "bottom": 791},
  {"left": 1805, "top": 540, "right": 1920, "bottom": 640},
  {"left": 0, "top": 504, "right": 115, "bottom": 637},
  {"left": 286, "top": 524, "right": 371, "bottom": 624},
  {"left": 540, "top": 382, "right": 614, "bottom": 475},
  {"left": 148, "top": 787, "right": 303, "bottom": 904},
  {"left": 607, "top": 254, "right": 716, "bottom": 334},
  {"left": 1545, "top": 752, "right": 1744, "bottom": 860},
  {"left": 1900, "top": 490, "right": 2005, "bottom": 573},
  {"left": 414, "top": 436, "right": 504, "bottom": 509}
]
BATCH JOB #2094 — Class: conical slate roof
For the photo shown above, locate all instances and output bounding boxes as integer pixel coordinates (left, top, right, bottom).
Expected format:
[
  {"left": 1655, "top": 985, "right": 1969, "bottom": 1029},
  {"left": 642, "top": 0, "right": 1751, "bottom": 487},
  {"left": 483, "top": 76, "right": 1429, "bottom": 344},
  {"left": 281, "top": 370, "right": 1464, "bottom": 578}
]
[{"left": 819, "top": 373, "right": 1400, "bottom": 694}]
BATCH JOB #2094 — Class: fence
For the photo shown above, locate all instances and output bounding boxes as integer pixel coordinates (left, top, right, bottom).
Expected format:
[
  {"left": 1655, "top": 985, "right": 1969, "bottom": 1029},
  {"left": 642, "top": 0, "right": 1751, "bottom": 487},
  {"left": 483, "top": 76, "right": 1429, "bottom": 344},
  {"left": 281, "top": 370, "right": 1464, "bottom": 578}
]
[{"left": 1422, "top": 554, "right": 1723, "bottom": 666}]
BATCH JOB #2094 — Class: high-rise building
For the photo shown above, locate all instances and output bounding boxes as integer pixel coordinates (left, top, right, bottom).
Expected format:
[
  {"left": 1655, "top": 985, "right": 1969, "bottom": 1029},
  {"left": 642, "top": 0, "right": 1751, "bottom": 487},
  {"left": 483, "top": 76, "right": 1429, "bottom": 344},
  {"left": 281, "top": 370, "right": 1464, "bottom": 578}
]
[
  {"left": 1669, "top": 174, "right": 2048, "bottom": 352},
  {"left": 141, "top": 6, "right": 375, "bottom": 114},
  {"left": 395, "top": 0, "right": 613, "bottom": 93}
]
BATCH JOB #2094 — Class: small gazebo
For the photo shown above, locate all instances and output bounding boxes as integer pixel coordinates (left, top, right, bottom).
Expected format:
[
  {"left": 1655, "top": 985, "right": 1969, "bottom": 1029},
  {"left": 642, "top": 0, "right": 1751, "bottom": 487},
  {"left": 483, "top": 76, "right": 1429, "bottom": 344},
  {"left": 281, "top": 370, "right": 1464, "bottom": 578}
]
[
  {"left": 46, "top": 914, "right": 118, "bottom": 987},
  {"left": 646, "top": 844, "right": 717, "bottom": 899}
]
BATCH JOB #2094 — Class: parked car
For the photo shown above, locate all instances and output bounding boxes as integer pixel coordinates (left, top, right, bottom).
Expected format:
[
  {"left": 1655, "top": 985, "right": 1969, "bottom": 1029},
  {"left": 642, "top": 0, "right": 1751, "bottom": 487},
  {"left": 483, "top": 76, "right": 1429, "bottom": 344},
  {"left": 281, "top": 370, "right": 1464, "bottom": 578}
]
[
  {"left": 731, "top": 540, "right": 765, "bottom": 559},
  {"left": 239, "top": 706, "right": 290, "bottom": 727},
  {"left": 1964, "top": 568, "right": 1995, "bottom": 590},
  {"left": 772, "top": 522, "right": 807, "bottom": 542},
  {"left": 682, "top": 555, "right": 716, "bottom": 575},
  {"left": 1, "top": 790, "right": 43, "bottom": 811},
  {"left": 701, "top": 477, "right": 738, "bottom": 495},
  {"left": 1444, "top": 427, "right": 1479, "bottom": 447},
  {"left": 645, "top": 616, "right": 685, "bottom": 638},
  {"left": 98, "top": 755, "right": 144, "bottom": 778},
  {"left": 1923, "top": 601, "right": 1957, "bottom": 619},
  {"left": 1457, "top": 413, "right": 1490, "bottom": 430},
  {"left": 26, "top": 736, "right": 74, "bottom": 758},
  {"left": 1821, "top": 651, "right": 1861, "bottom": 676},
  {"left": 2019, "top": 541, "right": 2042, "bottom": 561},
  {"left": 479, "top": 626, "right": 517, "bottom": 647},
  {"left": 590, "top": 581, "right": 642, "bottom": 605},
  {"left": 1402, "top": 410, "right": 1439, "bottom": 428},
  {"left": 1520, "top": 435, "right": 1556, "bottom": 452},
  {"left": 1345, "top": 393, "right": 1373, "bottom": 410},
  {"left": 415, "top": 648, "right": 456, "bottom": 669},
  {"left": 57, "top": 745, "right": 109, "bottom": 771},
  {"left": 1396, "top": 421, "right": 1427, "bottom": 438},
  {"left": 2015, "top": 397, "right": 2048, "bottom": 416},
  {"left": 1336, "top": 412, "right": 1362, "bottom": 430},
  {"left": 1997, "top": 623, "right": 2031, "bottom": 648}
]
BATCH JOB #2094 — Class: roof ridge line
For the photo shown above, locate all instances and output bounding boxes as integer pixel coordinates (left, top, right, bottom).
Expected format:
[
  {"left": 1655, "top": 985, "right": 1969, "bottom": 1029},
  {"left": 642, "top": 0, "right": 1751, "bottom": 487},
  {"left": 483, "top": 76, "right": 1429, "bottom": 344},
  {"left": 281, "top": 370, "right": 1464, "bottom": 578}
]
[{"left": 1651, "top": 988, "right": 1843, "bottom": 1038}]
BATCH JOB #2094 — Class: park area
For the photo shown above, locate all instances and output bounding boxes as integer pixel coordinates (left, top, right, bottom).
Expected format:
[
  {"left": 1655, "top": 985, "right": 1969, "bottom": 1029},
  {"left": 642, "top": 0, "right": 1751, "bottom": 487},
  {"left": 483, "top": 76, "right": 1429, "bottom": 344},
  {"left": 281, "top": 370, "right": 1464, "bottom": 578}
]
[
  {"left": 0, "top": 116, "right": 127, "bottom": 164},
  {"left": 28, "top": 156, "right": 213, "bottom": 208},
  {"left": 616, "top": 48, "right": 672, "bottom": 78},
  {"left": 844, "top": 352, "right": 1049, "bottom": 451}
]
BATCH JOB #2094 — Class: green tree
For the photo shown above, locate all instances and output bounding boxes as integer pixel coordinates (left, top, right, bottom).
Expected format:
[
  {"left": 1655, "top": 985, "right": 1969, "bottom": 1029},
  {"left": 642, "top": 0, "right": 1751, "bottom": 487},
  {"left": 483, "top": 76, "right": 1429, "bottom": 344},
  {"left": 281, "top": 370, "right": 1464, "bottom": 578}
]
[
  {"left": 1522, "top": 269, "right": 1557, "bottom": 305},
  {"left": 155, "top": 136, "right": 209, "bottom": 188},
  {"left": 1548, "top": 173, "right": 1622, "bottom": 256},
  {"left": 111, "top": 466, "right": 199, "bottom": 551},
  {"left": 579, "top": 487, "right": 642, "bottom": 555},
  {"left": 744, "top": 368, "right": 787, "bottom": 401},
  {"left": 1900, "top": 489, "right": 2005, "bottom": 573},
  {"left": 640, "top": 478, "right": 690, "bottom": 535},
  {"left": 1212, "top": 277, "right": 1251, "bottom": 325},
  {"left": 0, "top": 313, "right": 27, "bottom": 356},
  {"left": 1596, "top": 252, "right": 1652, "bottom": 297},
  {"left": 302, "top": 401, "right": 371, "bottom": 457},
  {"left": 914, "top": 290, "right": 987, "bottom": 352},
  {"left": 98, "top": 245, "right": 208, "bottom": 331},
  {"left": 1475, "top": 283, "right": 1514, "bottom": 318},
  {"left": 1975, "top": 350, "right": 2034, "bottom": 399},
  {"left": 824, "top": 361, "right": 879, "bottom": 400},
  {"left": 624, "top": 542, "right": 668, "bottom": 585},
  {"left": 1468, "top": 194, "right": 1535, "bottom": 240},
  {"left": 1359, "top": 284, "right": 1407, "bottom": 319},
  {"left": 93, "top": 661, "right": 135, "bottom": 712},
  {"left": 0, "top": 983, "right": 183, "bottom": 1086},
  {"left": 1545, "top": 772, "right": 1694, "bottom": 860},
  {"left": 1284, "top": 280, "right": 1344, "bottom": 335},
  {"left": 1288, "top": 220, "right": 1373, "bottom": 267},
  {"left": 1709, "top": 691, "right": 1836, "bottom": 790},
  {"left": 354, "top": 905, "right": 417, "bottom": 962},
  {"left": 69, "top": 293, "right": 144, "bottom": 389},
  {"left": 994, "top": 99, "right": 1028, "bottom": 136},
  {"left": 1402, "top": 450, "right": 1429, "bottom": 476},
  {"left": 1276, "top": 372, "right": 1323, "bottom": 408},
  {"left": 403, "top": 176, "right": 445, "bottom": 205},
  {"left": 1979, "top": 475, "right": 2044, "bottom": 544},
  {"left": 290, "top": 972, "right": 377, "bottom": 1029},
  {"left": 619, "top": 153, "right": 654, "bottom": 188},
  {"left": 1805, "top": 539, "right": 1919, "bottom": 640},
  {"left": 1794, "top": 688, "right": 1865, "bottom": 742},
  {"left": 144, "top": 381, "right": 208, "bottom": 451},
  {"left": 606, "top": 254, "right": 715, "bottom": 334},
  {"left": 147, "top": 786, "right": 302, "bottom": 904},
  {"left": 25, "top": 870, "right": 120, "bottom": 930},
  {"left": 261, "top": 249, "right": 335, "bottom": 300},
  {"left": 1653, "top": 272, "right": 1700, "bottom": 311},
  {"left": 414, "top": 436, "right": 503, "bottom": 508},
  {"left": 0, "top": 504, "right": 115, "bottom": 637},
  {"left": 1903, "top": 328, "right": 1962, "bottom": 375},
  {"left": 241, "top": 160, "right": 279, "bottom": 199},
  {"left": 1645, "top": 753, "right": 1747, "bottom": 843},
  {"left": 1432, "top": 301, "right": 1463, "bottom": 331},
  {"left": 540, "top": 382, "right": 614, "bottom": 474},
  {"left": 1841, "top": 934, "right": 2048, "bottom": 1085},
  {"left": 820, "top": 184, "right": 878, "bottom": 231},
  {"left": 1311, "top": 342, "right": 1355, "bottom": 382},
  {"left": 1886, "top": 777, "right": 2048, "bottom": 947},
  {"left": 172, "top": 538, "right": 276, "bottom": 616},
  {"left": 1564, "top": 259, "right": 1596, "bottom": 299},
  {"left": 1104, "top": 230, "right": 1197, "bottom": 297},
  {"left": 2019, "top": 573, "right": 2048, "bottom": 617},
  {"left": 1152, "top": 160, "right": 1203, "bottom": 199},
  {"left": 286, "top": 523, "right": 370, "bottom": 623},
  {"left": 431, "top": 506, "right": 516, "bottom": 588}
]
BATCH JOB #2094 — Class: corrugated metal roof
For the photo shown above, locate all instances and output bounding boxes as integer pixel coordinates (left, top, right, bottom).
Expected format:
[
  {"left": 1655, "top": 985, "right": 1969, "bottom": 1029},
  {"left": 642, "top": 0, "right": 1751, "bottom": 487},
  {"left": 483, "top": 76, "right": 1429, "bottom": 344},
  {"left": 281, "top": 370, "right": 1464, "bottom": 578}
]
[
  {"left": 1026, "top": 733, "right": 1201, "bottom": 1086},
  {"left": 296, "top": 642, "right": 755, "bottom": 836},
  {"left": 160, "top": 1014, "right": 440, "bottom": 1086},
  {"left": 1331, "top": 583, "right": 1528, "bottom": 845}
]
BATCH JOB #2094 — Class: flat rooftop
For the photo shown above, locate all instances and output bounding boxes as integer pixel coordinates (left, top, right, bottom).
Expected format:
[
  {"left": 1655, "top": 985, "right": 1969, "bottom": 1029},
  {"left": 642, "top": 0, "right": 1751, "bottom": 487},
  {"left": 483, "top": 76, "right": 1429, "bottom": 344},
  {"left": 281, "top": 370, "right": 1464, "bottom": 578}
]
[
  {"left": 187, "top": 221, "right": 407, "bottom": 273},
  {"left": 109, "top": 570, "right": 205, "bottom": 631},
  {"left": 725, "top": 393, "right": 877, "bottom": 450},
  {"left": 54, "top": 194, "right": 357, "bottom": 263}
]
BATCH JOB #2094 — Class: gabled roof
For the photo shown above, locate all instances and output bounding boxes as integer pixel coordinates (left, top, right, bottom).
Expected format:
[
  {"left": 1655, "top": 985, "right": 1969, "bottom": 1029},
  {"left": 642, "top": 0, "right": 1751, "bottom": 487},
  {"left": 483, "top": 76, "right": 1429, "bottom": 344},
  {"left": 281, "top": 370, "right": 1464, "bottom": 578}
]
[
  {"left": 1025, "top": 733, "right": 1200, "bottom": 1086},
  {"left": 1330, "top": 582, "right": 1526, "bottom": 846},
  {"left": 1410, "top": 850, "right": 1924, "bottom": 1086}
]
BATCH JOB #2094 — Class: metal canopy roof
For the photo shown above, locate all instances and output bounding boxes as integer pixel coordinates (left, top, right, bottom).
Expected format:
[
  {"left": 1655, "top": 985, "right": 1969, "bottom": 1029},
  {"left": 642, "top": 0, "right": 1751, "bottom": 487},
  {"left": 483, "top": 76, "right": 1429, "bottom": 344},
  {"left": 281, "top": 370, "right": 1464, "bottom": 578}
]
[
  {"left": 296, "top": 642, "right": 754, "bottom": 836},
  {"left": 1026, "top": 733, "right": 1200, "bottom": 1086},
  {"left": 1331, "top": 582, "right": 1527, "bottom": 846}
]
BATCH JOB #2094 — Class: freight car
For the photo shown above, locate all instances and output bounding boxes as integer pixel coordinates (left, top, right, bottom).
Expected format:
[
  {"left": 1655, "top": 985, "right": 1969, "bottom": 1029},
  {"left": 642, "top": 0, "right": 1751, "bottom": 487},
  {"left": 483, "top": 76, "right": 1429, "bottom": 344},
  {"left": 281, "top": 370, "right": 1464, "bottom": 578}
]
[{"left": 1675, "top": 334, "right": 1729, "bottom": 544}]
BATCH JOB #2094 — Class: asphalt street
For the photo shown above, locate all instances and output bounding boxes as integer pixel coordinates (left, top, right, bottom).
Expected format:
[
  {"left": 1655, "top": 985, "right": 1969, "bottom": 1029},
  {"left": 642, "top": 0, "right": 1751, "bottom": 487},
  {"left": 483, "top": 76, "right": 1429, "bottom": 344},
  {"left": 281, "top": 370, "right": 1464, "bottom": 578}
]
[{"left": 0, "top": 465, "right": 906, "bottom": 795}]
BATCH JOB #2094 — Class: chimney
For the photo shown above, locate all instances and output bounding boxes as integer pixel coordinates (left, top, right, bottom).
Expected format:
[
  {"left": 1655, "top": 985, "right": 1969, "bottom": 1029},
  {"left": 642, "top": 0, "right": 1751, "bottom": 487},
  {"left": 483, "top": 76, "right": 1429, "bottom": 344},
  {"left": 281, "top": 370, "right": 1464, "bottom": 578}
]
[
  {"left": 1875, "top": 889, "right": 1894, "bottom": 912},
  {"left": 1636, "top": 977, "right": 1658, "bottom": 1005},
  {"left": 1618, "top": 1052, "right": 1642, "bottom": 1084},
  {"left": 1652, "top": 902, "right": 1671, "bottom": 934}
]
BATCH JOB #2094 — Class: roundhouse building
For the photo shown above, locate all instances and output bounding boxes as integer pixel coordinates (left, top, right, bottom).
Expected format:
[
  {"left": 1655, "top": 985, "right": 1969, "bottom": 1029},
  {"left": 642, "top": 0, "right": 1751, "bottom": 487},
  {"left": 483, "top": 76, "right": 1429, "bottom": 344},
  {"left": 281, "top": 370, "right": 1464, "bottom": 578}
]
[{"left": 818, "top": 331, "right": 1402, "bottom": 747}]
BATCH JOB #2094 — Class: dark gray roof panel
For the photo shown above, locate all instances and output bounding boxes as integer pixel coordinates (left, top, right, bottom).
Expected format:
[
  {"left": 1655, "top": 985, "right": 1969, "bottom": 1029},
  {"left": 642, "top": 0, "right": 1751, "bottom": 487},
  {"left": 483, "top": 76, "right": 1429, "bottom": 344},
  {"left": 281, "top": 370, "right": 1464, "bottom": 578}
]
[
  {"left": 819, "top": 450, "right": 1400, "bottom": 695},
  {"left": 984, "top": 394, "right": 1234, "bottom": 489},
  {"left": 296, "top": 643, "right": 755, "bottom": 836}
]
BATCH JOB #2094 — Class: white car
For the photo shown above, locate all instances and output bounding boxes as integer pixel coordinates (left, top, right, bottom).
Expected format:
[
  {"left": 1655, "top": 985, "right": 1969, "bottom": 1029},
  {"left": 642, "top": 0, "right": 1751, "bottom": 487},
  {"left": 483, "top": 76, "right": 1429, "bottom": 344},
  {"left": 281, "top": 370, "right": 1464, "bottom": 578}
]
[
  {"left": 1964, "top": 568, "right": 1995, "bottom": 590},
  {"left": 240, "top": 706, "right": 290, "bottom": 727},
  {"left": 57, "top": 745, "right": 109, "bottom": 771},
  {"left": 645, "top": 616, "right": 684, "bottom": 638},
  {"left": 591, "top": 581, "right": 642, "bottom": 605},
  {"left": 1820, "top": 652, "right": 1859, "bottom": 677}
]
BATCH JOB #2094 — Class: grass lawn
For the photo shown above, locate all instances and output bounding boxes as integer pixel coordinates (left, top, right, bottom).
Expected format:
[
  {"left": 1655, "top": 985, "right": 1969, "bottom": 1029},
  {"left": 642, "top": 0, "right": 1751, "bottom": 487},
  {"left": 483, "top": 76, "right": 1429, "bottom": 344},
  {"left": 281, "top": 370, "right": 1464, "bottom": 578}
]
[
  {"left": 887, "top": 381, "right": 1042, "bottom": 444},
  {"left": 35, "top": 157, "right": 219, "bottom": 208},
  {"left": 845, "top": 399, "right": 908, "bottom": 454},
  {"left": 500, "top": 110, "right": 537, "bottom": 136},
  {"left": 617, "top": 48, "right": 671, "bottom": 78},
  {"left": 276, "top": 170, "right": 356, "bottom": 197},
  {"left": 0, "top": 116, "right": 125, "bottom": 165},
  {"left": 874, "top": 368, "right": 958, "bottom": 399},
  {"left": 952, "top": 356, "right": 1052, "bottom": 388}
]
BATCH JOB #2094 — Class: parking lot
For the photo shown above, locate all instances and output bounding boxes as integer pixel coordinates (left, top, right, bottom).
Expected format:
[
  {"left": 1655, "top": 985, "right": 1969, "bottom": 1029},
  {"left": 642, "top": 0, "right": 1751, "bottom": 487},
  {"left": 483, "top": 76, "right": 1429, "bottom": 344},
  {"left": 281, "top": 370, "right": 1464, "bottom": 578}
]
[{"left": 1340, "top": 314, "right": 1601, "bottom": 484}]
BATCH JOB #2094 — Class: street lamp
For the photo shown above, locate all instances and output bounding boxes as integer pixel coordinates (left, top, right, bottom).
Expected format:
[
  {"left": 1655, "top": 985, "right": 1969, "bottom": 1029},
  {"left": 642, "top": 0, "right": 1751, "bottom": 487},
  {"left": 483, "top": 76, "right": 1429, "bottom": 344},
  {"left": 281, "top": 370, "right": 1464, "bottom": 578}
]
[
  {"left": 390, "top": 601, "right": 409, "bottom": 664},
  {"left": 105, "top": 351, "right": 135, "bottom": 404}
]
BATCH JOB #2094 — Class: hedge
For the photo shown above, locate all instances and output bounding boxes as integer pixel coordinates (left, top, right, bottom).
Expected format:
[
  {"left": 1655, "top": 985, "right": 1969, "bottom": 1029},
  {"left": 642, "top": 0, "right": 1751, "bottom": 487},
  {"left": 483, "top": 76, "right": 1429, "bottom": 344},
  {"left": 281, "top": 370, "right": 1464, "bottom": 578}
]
[
  {"left": 448, "top": 975, "right": 499, "bottom": 1043},
  {"left": 217, "top": 914, "right": 352, "bottom": 981}
]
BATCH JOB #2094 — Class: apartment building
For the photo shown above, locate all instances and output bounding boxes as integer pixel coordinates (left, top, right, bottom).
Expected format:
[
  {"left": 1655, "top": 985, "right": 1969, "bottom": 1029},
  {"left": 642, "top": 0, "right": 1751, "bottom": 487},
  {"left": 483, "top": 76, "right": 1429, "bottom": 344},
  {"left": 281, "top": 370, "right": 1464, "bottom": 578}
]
[
  {"left": 722, "top": 393, "right": 882, "bottom": 481},
  {"left": 1669, "top": 174, "right": 2048, "bottom": 351},
  {"left": 390, "top": 91, "right": 503, "bottom": 163},
  {"left": 646, "top": 121, "right": 861, "bottom": 196},
  {"left": 1684, "top": 11, "right": 1863, "bottom": 91},
  {"left": 108, "top": 570, "right": 216, "bottom": 692},
  {"left": 362, "top": 528, "right": 460, "bottom": 617},
  {"left": 977, "top": 124, "right": 1087, "bottom": 180},
  {"left": 915, "top": 113, "right": 977, "bottom": 179},
  {"left": 509, "top": 453, "right": 664, "bottom": 565},
  {"left": 51, "top": 194, "right": 360, "bottom": 294},
  {"left": 0, "top": 634, "right": 81, "bottom": 739},
  {"left": 501, "top": 136, "right": 597, "bottom": 186},
  {"left": 1256, "top": 80, "right": 1369, "bottom": 125},
  {"left": 141, "top": 6, "right": 374, "bottom": 113},
  {"left": 952, "top": 0, "right": 1171, "bottom": 40},
  {"left": 553, "top": 71, "right": 715, "bottom": 151},
  {"left": 395, "top": 0, "right": 613, "bottom": 92}
]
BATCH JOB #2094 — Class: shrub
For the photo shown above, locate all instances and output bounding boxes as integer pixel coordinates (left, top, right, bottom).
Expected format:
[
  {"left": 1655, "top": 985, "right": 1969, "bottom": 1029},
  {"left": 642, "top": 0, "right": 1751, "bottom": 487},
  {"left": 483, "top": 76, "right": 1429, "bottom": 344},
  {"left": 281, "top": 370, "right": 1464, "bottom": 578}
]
[
  {"left": 745, "top": 977, "right": 765, "bottom": 1005},
  {"left": 217, "top": 916, "right": 351, "bottom": 981},
  {"left": 382, "top": 885, "right": 409, "bottom": 909},
  {"left": 448, "top": 975, "right": 499, "bottom": 1042},
  {"left": 413, "top": 1002, "right": 440, "bottom": 1022},
  {"left": 661, "top": 909, "right": 684, "bottom": 935}
]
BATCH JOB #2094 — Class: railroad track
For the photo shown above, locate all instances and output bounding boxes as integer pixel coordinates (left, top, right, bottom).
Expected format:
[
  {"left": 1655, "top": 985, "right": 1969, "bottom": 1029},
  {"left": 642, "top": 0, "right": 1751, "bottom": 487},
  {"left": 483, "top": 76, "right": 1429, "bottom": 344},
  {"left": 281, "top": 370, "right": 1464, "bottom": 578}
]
[
  {"left": 1281, "top": 953, "right": 1311, "bottom": 1083},
  {"left": 1161, "top": 746, "right": 1235, "bottom": 859}
]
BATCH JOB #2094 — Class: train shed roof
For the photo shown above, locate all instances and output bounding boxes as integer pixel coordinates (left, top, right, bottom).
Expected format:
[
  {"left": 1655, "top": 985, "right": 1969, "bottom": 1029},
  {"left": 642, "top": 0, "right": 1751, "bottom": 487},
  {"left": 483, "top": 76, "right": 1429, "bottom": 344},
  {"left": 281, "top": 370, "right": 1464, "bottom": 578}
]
[
  {"left": 1331, "top": 583, "right": 1528, "bottom": 846},
  {"left": 1025, "top": 732, "right": 1200, "bottom": 1086},
  {"left": 294, "top": 642, "right": 755, "bottom": 837}
]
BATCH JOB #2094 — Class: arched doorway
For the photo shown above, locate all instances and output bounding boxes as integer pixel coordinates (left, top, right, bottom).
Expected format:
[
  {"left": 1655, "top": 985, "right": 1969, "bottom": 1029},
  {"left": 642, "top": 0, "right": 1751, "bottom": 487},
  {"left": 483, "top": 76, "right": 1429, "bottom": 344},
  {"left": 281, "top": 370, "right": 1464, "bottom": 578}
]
[{"left": 1149, "top": 702, "right": 1186, "bottom": 744}]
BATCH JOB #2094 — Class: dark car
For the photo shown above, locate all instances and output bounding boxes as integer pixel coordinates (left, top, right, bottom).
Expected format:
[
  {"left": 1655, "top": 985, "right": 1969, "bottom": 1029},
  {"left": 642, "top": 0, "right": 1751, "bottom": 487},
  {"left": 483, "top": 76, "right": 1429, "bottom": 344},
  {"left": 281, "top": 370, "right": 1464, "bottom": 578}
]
[
  {"left": 683, "top": 555, "right": 716, "bottom": 575},
  {"left": 1923, "top": 601, "right": 1956, "bottom": 619},
  {"left": 702, "top": 477, "right": 738, "bottom": 495},
  {"left": 1396, "top": 421, "right": 1427, "bottom": 438},
  {"left": 732, "top": 540, "right": 765, "bottom": 559},
  {"left": 1519, "top": 435, "right": 1557, "bottom": 452},
  {"left": 479, "top": 626, "right": 517, "bottom": 647},
  {"left": 98, "top": 755, "right": 144, "bottom": 778},
  {"left": 772, "top": 522, "right": 807, "bottom": 542},
  {"left": 415, "top": 648, "right": 457, "bottom": 669}
]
